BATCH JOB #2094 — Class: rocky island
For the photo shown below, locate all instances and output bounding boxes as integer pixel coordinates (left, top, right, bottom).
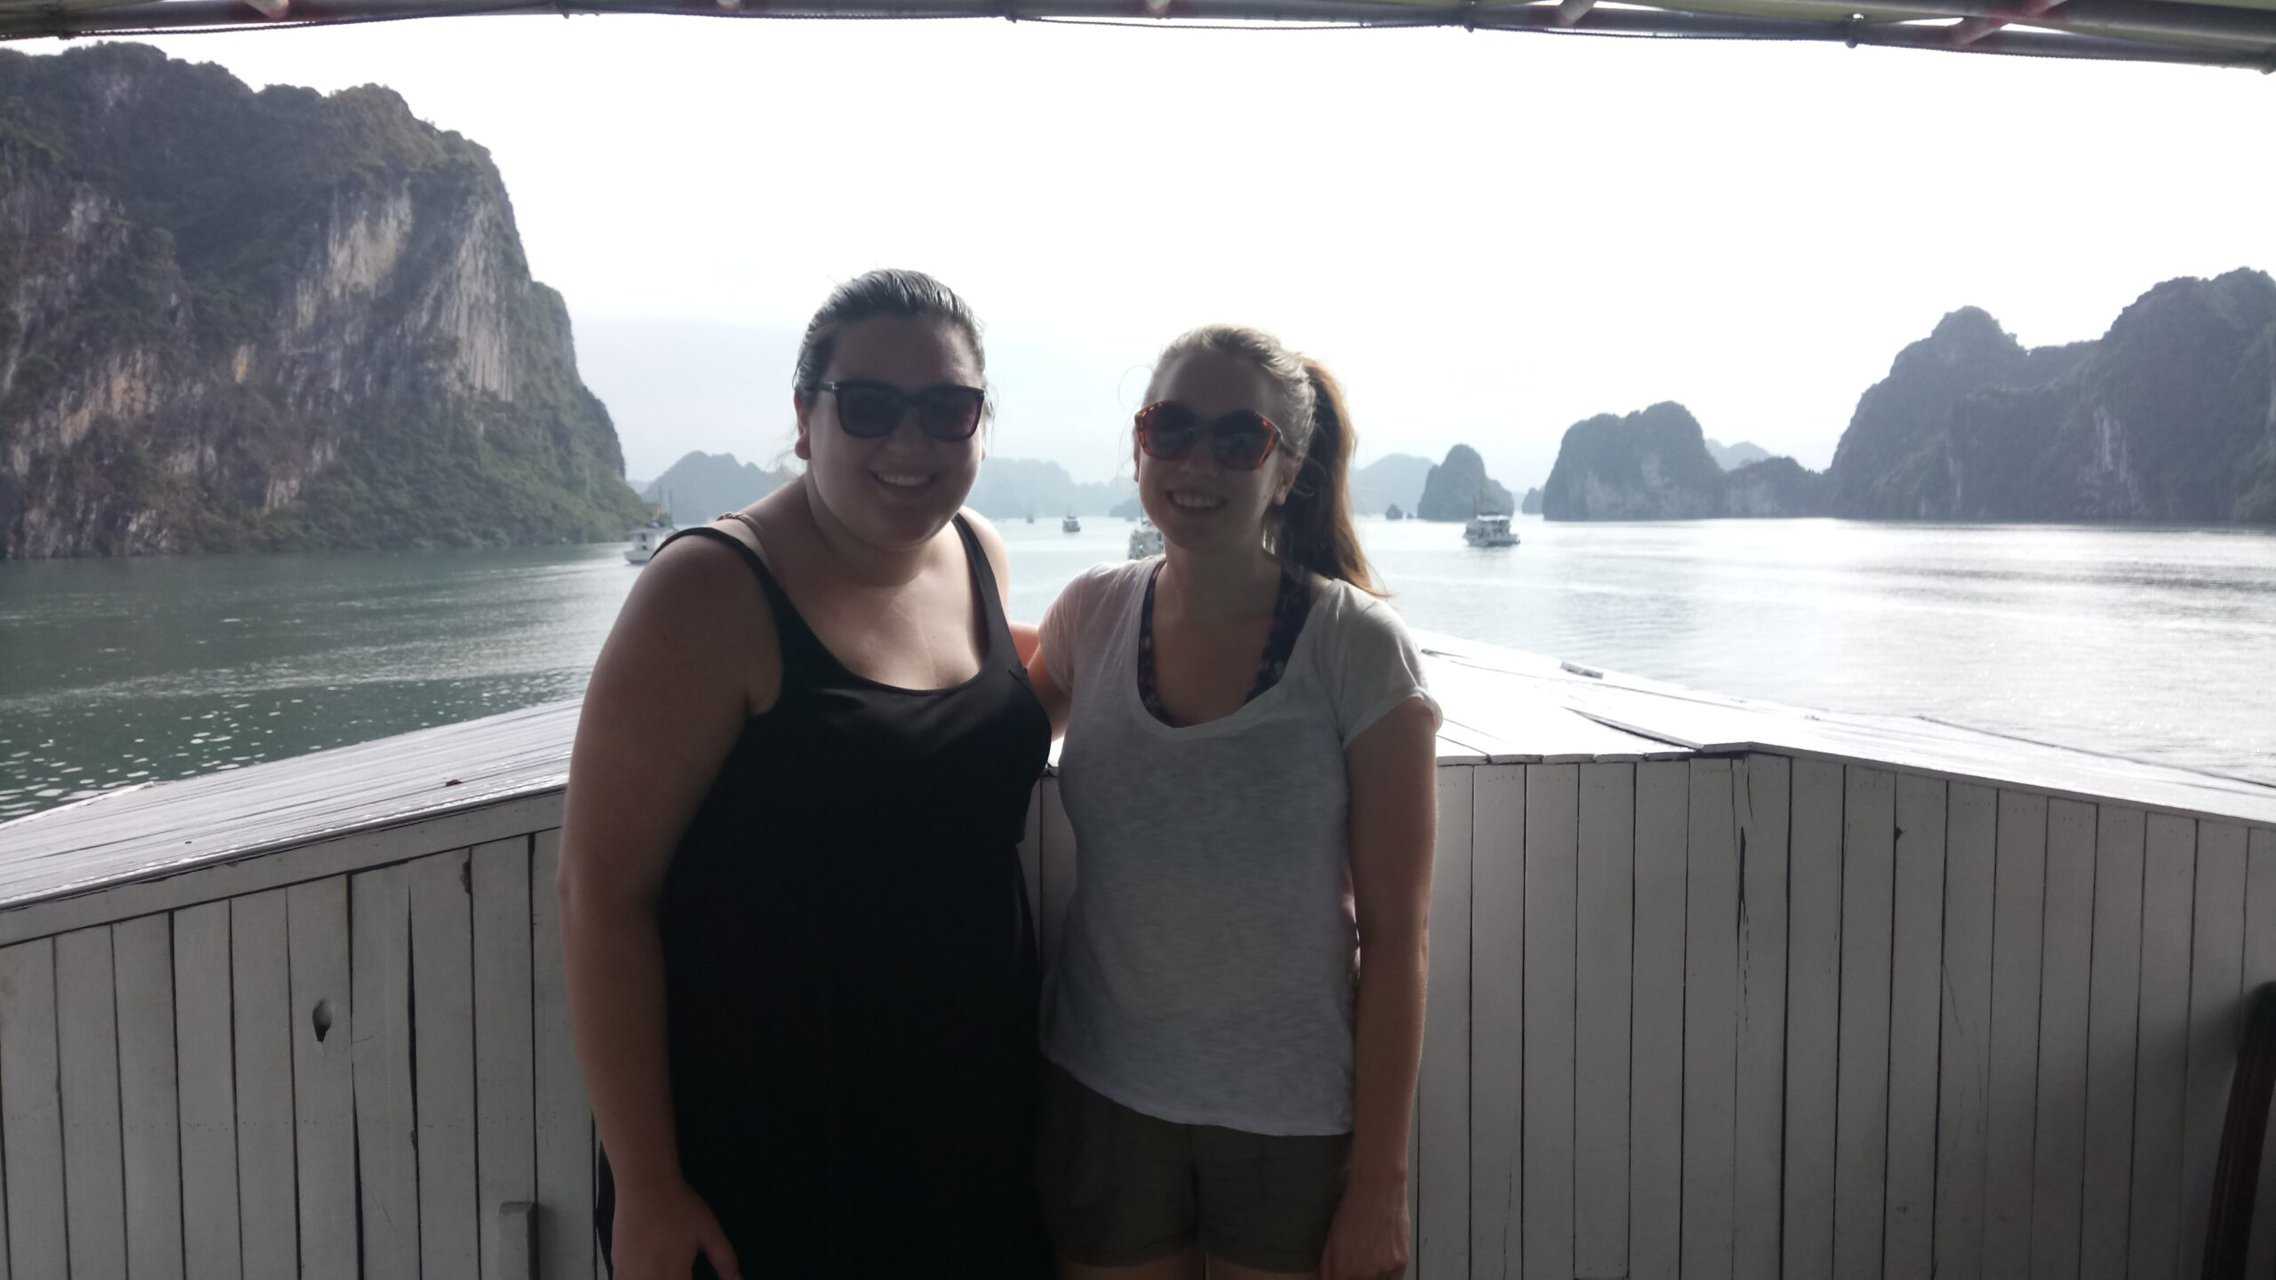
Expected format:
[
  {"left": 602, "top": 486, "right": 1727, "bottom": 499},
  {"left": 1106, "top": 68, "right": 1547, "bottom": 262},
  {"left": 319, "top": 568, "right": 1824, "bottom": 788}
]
[
  {"left": 1539, "top": 270, "right": 2276, "bottom": 524},
  {"left": 0, "top": 44, "right": 647, "bottom": 556}
]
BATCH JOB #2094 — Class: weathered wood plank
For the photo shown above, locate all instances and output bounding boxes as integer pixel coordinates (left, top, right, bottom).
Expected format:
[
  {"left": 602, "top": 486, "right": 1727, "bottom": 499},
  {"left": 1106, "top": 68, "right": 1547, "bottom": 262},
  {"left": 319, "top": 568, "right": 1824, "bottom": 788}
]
[
  {"left": 174, "top": 899, "right": 243, "bottom": 1279},
  {"left": 1883, "top": 773, "right": 1946, "bottom": 1280},
  {"left": 533, "top": 829, "right": 597, "bottom": 1280},
  {"left": 1419, "top": 764, "right": 1474, "bottom": 1279},
  {"left": 476, "top": 835, "right": 539, "bottom": 1278},
  {"left": 114, "top": 911, "right": 185, "bottom": 1280},
  {"left": 2029, "top": 798, "right": 2096, "bottom": 1280},
  {"left": 1523, "top": 764, "right": 1577, "bottom": 1280},
  {"left": 1683, "top": 758, "right": 1740, "bottom": 1280},
  {"left": 2179, "top": 821, "right": 2248, "bottom": 1280},
  {"left": 2244, "top": 827, "right": 2276, "bottom": 1279},
  {"left": 1632, "top": 759, "right": 1689, "bottom": 1280},
  {"left": 289, "top": 875, "right": 358, "bottom": 1277},
  {"left": 1733, "top": 754, "right": 1790, "bottom": 1280},
  {"left": 414, "top": 847, "right": 482, "bottom": 1277},
  {"left": 0, "top": 789, "right": 566, "bottom": 947},
  {"left": 1935, "top": 782, "right": 1999, "bottom": 1280},
  {"left": 1469, "top": 764, "right": 1524, "bottom": 1280},
  {"left": 0, "top": 938, "right": 66, "bottom": 1280},
  {"left": 1783, "top": 756, "right": 1845, "bottom": 1280},
  {"left": 1834, "top": 766, "right": 1896, "bottom": 1280},
  {"left": 232, "top": 886, "right": 299, "bottom": 1280},
  {"left": 1984, "top": 790, "right": 2048, "bottom": 1280},
  {"left": 353, "top": 862, "right": 421, "bottom": 1280},
  {"left": 2129, "top": 812, "right": 2197, "bottom": 1279},
  {"left": 1575, "top": 761, "right": 1635, "bottom": 1280},
  {"left": 2081, "top": 806, "right": 2146, "bottom": 1280},
  {"left": 56, "top": 926, "right": 128, "bottom": 1280}
]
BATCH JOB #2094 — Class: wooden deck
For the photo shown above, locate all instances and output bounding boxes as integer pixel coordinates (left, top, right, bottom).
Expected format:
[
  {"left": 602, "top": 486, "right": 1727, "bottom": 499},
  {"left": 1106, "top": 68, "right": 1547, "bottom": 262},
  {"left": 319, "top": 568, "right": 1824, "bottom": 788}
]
[{"left": 1, "top": 639, "right": 2273, "bottom": 1278}]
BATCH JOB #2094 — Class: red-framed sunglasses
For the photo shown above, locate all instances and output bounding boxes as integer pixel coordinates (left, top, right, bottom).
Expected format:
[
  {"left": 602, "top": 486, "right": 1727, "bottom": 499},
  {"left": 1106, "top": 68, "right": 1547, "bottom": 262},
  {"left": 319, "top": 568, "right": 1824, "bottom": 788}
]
[{"left": 1134, "top": 402, "right": 1282, "bottom": 470}]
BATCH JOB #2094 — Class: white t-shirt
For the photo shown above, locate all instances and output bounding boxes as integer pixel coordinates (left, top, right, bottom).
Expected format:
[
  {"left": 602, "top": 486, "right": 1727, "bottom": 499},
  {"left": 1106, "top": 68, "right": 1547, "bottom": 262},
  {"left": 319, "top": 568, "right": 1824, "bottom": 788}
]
[{"left": 1037, "top": 560, "right": 1439, "bottom": 1135}]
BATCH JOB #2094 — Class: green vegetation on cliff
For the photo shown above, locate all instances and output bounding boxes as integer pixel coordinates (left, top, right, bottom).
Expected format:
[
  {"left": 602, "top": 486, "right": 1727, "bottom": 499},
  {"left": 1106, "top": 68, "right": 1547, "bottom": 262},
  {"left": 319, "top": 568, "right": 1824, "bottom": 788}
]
[{"left": 0, "top": 43, "right": 646, "bottom": 556}]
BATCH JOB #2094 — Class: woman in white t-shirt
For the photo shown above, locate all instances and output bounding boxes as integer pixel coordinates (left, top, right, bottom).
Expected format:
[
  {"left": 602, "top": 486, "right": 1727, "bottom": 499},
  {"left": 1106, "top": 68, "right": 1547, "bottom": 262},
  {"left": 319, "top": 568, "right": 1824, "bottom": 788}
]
[{"left": 1026, "top": 326, "right": 1441, "bottom": 1280}]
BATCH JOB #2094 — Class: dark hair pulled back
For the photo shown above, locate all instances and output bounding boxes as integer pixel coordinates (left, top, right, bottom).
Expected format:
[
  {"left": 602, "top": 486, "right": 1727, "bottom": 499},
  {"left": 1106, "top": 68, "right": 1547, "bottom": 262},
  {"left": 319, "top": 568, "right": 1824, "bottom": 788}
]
[{"left": 792, "top": 268, "right": 987, "bottom": 398}]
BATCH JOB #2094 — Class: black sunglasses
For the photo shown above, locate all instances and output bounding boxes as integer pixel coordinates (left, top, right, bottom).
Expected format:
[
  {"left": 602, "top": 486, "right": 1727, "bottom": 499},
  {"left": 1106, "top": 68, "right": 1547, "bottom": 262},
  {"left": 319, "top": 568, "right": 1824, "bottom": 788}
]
[
  {"left": 1134, "top": 402, "right": 1282, "bottom": 470},
  {"left": 817, "top": 379, "right": 987, "bottom": 441}
]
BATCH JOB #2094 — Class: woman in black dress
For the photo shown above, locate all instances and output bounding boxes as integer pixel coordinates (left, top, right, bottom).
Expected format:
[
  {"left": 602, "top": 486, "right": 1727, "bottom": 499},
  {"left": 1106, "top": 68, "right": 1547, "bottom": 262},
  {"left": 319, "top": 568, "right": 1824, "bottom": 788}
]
[{"left": 559, "top": 270, "right": 1053, "bottom": 1278}]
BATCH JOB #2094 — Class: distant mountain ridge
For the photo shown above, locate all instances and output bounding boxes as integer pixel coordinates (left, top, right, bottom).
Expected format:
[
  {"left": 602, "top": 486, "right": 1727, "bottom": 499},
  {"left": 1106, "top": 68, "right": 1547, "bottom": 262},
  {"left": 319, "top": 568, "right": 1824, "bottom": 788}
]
[
  {"left": 641, "top": 451, "right": 792, "bottom": 525},
  {"left": 1540, "top": 270, "right": 2276, "bottom": 524},
  {"left": 1705, "top": 439, "right": 1771, "bottom": 471}
]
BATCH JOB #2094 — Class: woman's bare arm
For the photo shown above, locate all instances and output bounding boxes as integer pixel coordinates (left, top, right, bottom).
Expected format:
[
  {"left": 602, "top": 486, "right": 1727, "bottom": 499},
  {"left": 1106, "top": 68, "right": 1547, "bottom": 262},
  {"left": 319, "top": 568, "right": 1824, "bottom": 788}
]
[
  {"left": 1323, "top": 697, "right": 1438, "bottom": 1280},
  {"left": 557, "top": 536, "right": 775, "bottom": 1278}
]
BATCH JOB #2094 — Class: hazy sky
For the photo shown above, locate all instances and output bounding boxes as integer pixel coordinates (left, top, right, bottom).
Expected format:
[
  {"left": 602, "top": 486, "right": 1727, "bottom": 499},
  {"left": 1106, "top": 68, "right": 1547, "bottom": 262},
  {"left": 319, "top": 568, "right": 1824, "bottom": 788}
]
[{"left": 47, "top": 19, "right": 2276, "bottom": 487}]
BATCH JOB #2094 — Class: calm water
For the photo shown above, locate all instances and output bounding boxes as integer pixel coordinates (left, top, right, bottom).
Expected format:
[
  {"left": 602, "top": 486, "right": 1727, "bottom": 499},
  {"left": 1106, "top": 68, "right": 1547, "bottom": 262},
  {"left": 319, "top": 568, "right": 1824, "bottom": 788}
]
[{"left": 3, "top": 516, "right": 2272, "bottom": 821}]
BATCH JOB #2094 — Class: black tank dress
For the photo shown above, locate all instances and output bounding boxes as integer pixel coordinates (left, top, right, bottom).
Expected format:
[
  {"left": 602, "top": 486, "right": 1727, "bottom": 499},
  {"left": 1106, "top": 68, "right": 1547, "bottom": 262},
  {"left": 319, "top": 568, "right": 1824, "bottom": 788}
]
[{"left": 597, "top": 514, "right": 1053, "bottom": 1277}]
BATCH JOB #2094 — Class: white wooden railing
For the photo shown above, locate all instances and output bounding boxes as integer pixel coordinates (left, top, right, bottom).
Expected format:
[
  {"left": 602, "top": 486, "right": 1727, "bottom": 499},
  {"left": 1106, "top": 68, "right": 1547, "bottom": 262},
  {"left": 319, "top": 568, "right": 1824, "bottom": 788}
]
[{"left": 1, "top": 756, "right": 2273, "bottom": 1279}]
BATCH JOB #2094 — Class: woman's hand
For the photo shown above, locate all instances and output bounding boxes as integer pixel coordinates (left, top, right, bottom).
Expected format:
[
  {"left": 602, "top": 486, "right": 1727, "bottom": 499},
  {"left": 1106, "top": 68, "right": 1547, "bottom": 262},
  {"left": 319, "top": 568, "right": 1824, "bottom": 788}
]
[
  {"left": 1320, "top": 1174, "right": 1411, "bottom": 1280},
  {"left": 609, "top": 1178, "right": 742, "bottom": 1280}
]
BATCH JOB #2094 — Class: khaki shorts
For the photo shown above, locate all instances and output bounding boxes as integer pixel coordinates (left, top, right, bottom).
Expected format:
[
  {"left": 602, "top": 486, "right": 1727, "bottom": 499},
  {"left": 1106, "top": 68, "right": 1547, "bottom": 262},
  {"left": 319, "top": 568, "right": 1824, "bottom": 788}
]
[{"left": 1036, "top": 1061, "right": 1351, "bottom": 1273}]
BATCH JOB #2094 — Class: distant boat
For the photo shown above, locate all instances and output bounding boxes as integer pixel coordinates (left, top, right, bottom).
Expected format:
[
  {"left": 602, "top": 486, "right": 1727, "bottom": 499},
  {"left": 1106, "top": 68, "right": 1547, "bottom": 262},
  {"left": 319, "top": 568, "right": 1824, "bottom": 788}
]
[
  {"left": 624, "top": 519, "right": 676, "bottom": 565},
  {"left": 1386, "top": 503, "right": 1406, "bottom": 521},
  {"left": 1463, "top": 513, "right": 1519, "bottom": 548},
  {"left": 1062, "top": 513, "right": 1082, "bottom": 534},
  {"left": 625, "top": 495, "right": 676, "bottom": 565},
  {"left": 1025, "top": 512, "right": 1036, "bottom": 525},
  {"left": 1127, "top": 518, "right": 1164, "bottom": 560}
]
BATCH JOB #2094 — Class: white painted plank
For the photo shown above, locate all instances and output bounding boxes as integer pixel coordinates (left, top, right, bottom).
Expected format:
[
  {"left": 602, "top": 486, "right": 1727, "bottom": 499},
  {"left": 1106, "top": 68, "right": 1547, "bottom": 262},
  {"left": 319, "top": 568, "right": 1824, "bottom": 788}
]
[
  {"left": 1522, "top": 764, "right": 1577, "bottom": 1280},
  {"left": 114, "top": 912, "right": 185, "bottom": 1280},
  {"left": 232, "top": 886, "right": 299, "bottom": 1280},
  {"left": 476, "top": 836, "right": 539, "bottom": 1279},
  {"left": 0, "top": 938, "right": 66, "bottom": 1280},
  {"left": 1834, "top": 766, "right": 1895, "bottom": 1280},
  {"left": 2129, "top": 812, "right": 2197, "bottom": 1280},
  {"left": 1884, "top": 772, "right": 1946, "bottom": 1280},
  {"left": 174, "top": 899, "right": 243, "bottom": 1279},
  {"left": 2180, "top": 821, "right": 2249, "bottom": 1280},
  {"left": 1733, "top": 754, "right": 1790, "bottom": 1280},
  {"left": 1469, "top": 764, "right": 1525, "bottom": 1280},
  {"left": 2081, "top": 806, "right": 2147, "bottom": 1280},
  {"left": 2029, "top": 798, "right": 2095, "bottom": 1280},
  {"left": 533, "top": 829, "right": 597, "bottom": 1280},
  {"left": 56, "top": 925, "right": 128, "bottom": 1280},
  {"left": 1682, "top": 758, "right": 1740, "bottom": 1280},
  {"left": 1984, "top": 791, "right": 2048, "bottom": 1280},
  {"left": 1935, "top": 782, "right": 1999, "bottom": 1280},
  {"left": 414, "top": 847, "right": 482, "bottom": 1277},
  {"left": 1574, "top": 762, "right": 1634, "bottom": 1280},
  {"left": 1418, "top": 765, "right": 1474, "bottom": 1279},
  {"left": 1039, "top": 779, "right": 1076, "bottom": 968},
  {"left": 1631, "top": 759, "right": 1689, "bottom": 1280},
  {"left": 353, "top": 862, "right": 421, "bottom": 1280},
  {"left": 289, "top": 875, "right": 358, "bottom": 1277},
  {"left": 0, "top": 790, "right": 564, "bottom": 948},
  {"left": 2244, "top": 827, "right": 2276, "bottom": 1279},
  {"left": 1782, "top": 756, "right": 1845, "bottom": 1280}
]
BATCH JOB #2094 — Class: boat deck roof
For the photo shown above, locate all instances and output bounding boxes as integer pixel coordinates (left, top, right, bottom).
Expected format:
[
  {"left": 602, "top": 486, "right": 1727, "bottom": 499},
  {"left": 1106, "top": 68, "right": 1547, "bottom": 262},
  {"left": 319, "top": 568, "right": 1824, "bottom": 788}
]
[
  {"left": 3, "top": 630, "right": 2269, "bottom": 917},
  {"left": 4, "top": 0, "right": 2276, "bottom": 70}
]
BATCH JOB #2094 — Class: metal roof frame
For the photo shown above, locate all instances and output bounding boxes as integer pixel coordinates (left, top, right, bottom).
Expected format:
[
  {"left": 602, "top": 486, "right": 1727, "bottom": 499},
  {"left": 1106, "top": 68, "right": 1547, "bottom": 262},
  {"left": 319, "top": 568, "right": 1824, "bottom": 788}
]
[{"left": 2, "top": 0, "right": 2273, "bottom": 70}]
